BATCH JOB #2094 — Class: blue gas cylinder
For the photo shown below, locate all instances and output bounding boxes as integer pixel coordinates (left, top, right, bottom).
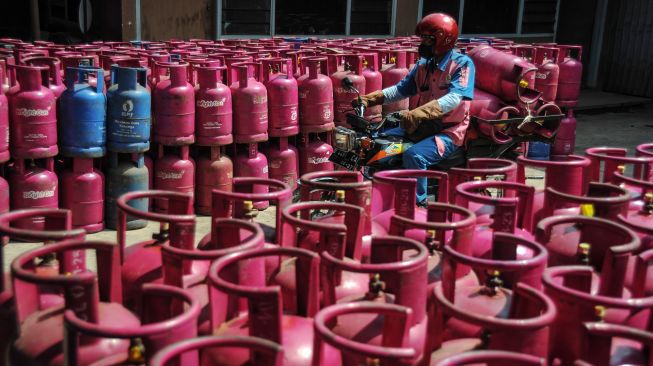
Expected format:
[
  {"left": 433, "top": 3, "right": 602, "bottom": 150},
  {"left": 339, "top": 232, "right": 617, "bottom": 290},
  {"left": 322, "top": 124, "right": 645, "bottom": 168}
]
[
  {"left": 59, "top": 67, "right": 106, "bottom": 157},
  {"left": 526, "top": 141, "right": 551, "bottom": 161},
  {"left": 105, "top": 152, "right": 149, "bottom": 230},
  {"left": 107, "top": 66, "right": 151, "bottom": 153}
]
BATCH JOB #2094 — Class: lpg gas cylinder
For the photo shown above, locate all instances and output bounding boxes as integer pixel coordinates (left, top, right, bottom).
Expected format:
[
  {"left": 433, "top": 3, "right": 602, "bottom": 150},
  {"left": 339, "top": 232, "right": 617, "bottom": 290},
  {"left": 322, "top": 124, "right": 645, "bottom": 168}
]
[
  {"left": 434, "top": 351, "right": 547, "bottom": 366},
  {"left": 22, "top": 56, "right": 65, "bottom": 98},
  {"left": 330, "top": 54, "right": 365, "bottom": 125},
  {"left": 0, "top": 63, "right": 8, "bottom": 163},
  {"left": 59, "top": 157, "right": 104, "bottom": 233},
  {"left": 195, "top": 65, "right": 233, "bottom": 146},
  {"left": 618, "top": 191, "right": 653, "bottom": 251},
  {"left": 9, "top": 240, "right": 140, "bottom": 366},
  {"left": 63, "top": 284, "right": 200, "bottom": 366},
  {"left": 264, "top": 137, "right": 298, "bottom": 190},
  {"left": 195, "top": 146, "right": 233, "bottom": 215},
  {"left": 297, "top": 57, "right": 335, "bottom": 132},
  {"left": 9, "top": 64, "right": 58, "bottom": 159},
  {"left": 147, "top": 52, "right": 171, "bottom": 88},
  {"left": 298, "top": 131, "right": 334, "bottom": 175},
  {"left": 104, "top": 152, "right": 149, "bottom": 230},
  {"left": 9, "top": 158, "right": 58, "bottom": 230},
  {"left": 153, "top": 61, "right": 195, "bottom": 145},
  {"left": 455, "top": 180, "right": 535, "bottom": 258},
  {"left": 100, "top": 54, "right": 131, "bottom": 87},
  {"left": 551, "top": 109, "right": 577, "bottom": 159},
  {"left": 540, "top": 182, "right": 631, "bottom": 222},
  {"left": 0, "top": 59, "right": 10, "bottom": 95},
  {"left": 59, "top": 67, "right": 106, "bottom": 158},
  {"left": 231, "top": 62, "right": 268, "bottom": 143},
  {"left": 585, "top": 146, "right": 653, "bottom": 192},
  {"left": 361, "top": 52, "right": 383, "bottom": 117},
  {"left": 313, "top": 302, "right": 418, "bottom": 366},
  {"left": 381, "top": 50, "right": 409, "bottom": 114},
  {"left": 154, "top": 145, "right": 195, "bottom": 213},
  {"left": 447, "top": 158, "right": 518, "bottom": 213},
  {"left": 204, "top": 247, "right": 329, "bottom": 366},
  {"left": 107, "top": 65, "right": 151, "bottom": 153},
  {"left": 637, "top": 142, "right": 653, "bottom": 158},
  {"left": 234, "top": 143, "right": 269, "bottom": 210},
  {"left": 533, "top": 46, "right": 560, "bottom": 103},
  {"left": 555, "top": 45, "right": 583, "bottom": 108},
  {"left": 224, "top": 55, "right": 252, "bottom": 86},
  {"left": 261, "top": 58, "right": 299, "bottom": 137},
  {"left": 575, "top": 322, "right": 653, "bottom": 366},
  {"left": 320, "top": 236, "right": 429, "bottom": 364}
]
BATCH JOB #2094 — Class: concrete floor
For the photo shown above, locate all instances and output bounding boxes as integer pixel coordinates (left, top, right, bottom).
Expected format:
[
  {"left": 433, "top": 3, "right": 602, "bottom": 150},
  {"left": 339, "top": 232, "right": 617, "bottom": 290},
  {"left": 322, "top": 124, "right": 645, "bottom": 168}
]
[{"left": 3, "top": 102, "right": 652, "bottom": 272}]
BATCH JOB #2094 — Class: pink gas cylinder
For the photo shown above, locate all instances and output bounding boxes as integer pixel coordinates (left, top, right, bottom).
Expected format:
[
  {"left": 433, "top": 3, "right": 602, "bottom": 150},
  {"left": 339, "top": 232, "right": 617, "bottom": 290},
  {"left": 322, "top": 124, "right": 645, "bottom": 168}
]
[
  {"left": 8, "top": 64, "right": 58, "bottom": 159},
  {"left": 223, "top": 55, "right": 252, "bottom": 86},
  {"left": 0, "top": 173, "right": 7, "bottom": 216},
  {"left": 146, "top": 52, "right": 171, "bottom": 88},
  {"left": 231, "top": 62, "right": 269, "bottom": 143},
  {"left": 59, "top": 157, "right": 104, "bottom": 233},
  {"left": 361, "top": 52, "right": 383, "bottom": 117},
  {"left": 233, "top": 143, "right": 269, "bottom": 210},
  {"left": 297, "top": 131, "right": 334, "bottom": 175},
  {"left": 204, "top": 247, "right": 326, "bottom": 366},
  {"left": 637, "top": 142, "right": 653, "bottom": 158},
  {"left": 160, "top": 219, "right": 264, "bottom": 335},
  {"left": 153, "top": 61, "right": 196, "bottom": 145},
  {"left": 467, "top": 45, "right": 538, "bottom": 103},
  {"left": 154, "top": 145, "right": 195, "bottom": 212},
  {"left": 195, "top": 146, "right": 233, "bottom": 215},
  {"left": 448, "top": 158, "right": 518, "bottom": 210},
  {"left": 101, "top": 54, "right": 131, "bottom": 87},
  {"left": 555, "top": 45, "right": 583, "bottom": 108},
  {"left": 617, "top": 188, "right": 653, "bottom": 249},
  {"left": 265, "top": 137, "right": 298, "bottom": 190},
  {"left": 297, "top": 57, "right": 335, "bottom": 132},
  {"left": 330, "top": 54, "right": 365, "bottom": 125},
  {"left": 0, "top": 59, "right": 10, "bottom": 94},
  {"left": 455, "top": 180, "right": 535, "bottom": 258},
  {"left": 9, "top": 240, "right": 140, "bottom": 366},
  {"left": 144, "top": 153, "right": 154, "bottom": 189},
  {"left": 621, "top": 216, "right": 653, "bottom": 297},
  {"left": 533, "top": 46, "right": 560, "bottom": 103},
  {"left": 585, "top": 146, "right": 653, "bottom": 189},
  {"left": 575, "top": 322, "right": 653, "bottom": 366},
  {"left": 381, "top": 50, "right": 409, "bottom": 114},
  {"left": 9, "top": 158, "right": 58, "bottom": 230},
  {"left": 22, "top": 56, "right": 66, "bottom": 98},
  {"left": 261, "top": 58, "right": 300, "bottom": 137},
  {"left": 64, "top": 284, "right": 200, "bottom": 366},
  {"left": 288, "top": 50, "right": 317, "bottom": 79},
  {"left": 612, "top": 166, "right": 653, "bottom": 214},
  {"left": 195, "top": 65, "right": 233, "bottom": 146},
  {"left": 551, "top": 109, "right": 577, "bottom": 159},
  {"left": 320, "top": 236, "right": 429, "bottom": 364},
  {"left": 151, "top": 335, "right": 284, "bottom": 366},
  {"left": 0, "top": 63, "right": 8, "bottom": 163},
  {"left": 313, "top": 302, "right": 418, "bottom": 366},
  {"left": 434, "top": 351, "right": 547, "bottom": 366},
  {"left": 469, "top": 88, "right": 507, "bottom": 117},
  {"left": 117, "top": 190, "right": 207, "bottom": 313},
  {"left": 516, "top": 154, "right": 591, "bottom": 221}
]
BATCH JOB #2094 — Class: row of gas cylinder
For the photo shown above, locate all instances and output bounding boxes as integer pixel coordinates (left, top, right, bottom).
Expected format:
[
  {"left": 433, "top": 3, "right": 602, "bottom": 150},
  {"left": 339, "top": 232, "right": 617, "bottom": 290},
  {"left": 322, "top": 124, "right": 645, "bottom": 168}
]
[{"left": 0, "top": 142, "right": 651, "bottom": 366}]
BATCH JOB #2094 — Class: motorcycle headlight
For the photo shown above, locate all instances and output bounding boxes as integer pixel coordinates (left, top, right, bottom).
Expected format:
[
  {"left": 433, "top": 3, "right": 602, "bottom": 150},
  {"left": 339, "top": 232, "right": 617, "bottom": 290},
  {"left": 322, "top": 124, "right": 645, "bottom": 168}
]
[{"left": 335, "top": 127, "right": 357, "bottom": 151}]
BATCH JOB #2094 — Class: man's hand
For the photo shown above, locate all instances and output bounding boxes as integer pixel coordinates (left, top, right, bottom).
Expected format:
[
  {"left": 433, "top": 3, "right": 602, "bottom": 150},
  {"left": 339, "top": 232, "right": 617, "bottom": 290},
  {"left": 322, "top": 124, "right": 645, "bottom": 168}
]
[
  {"left": 400, "top": 111, "right": 420, "bottom": 134},
  {"left": 400, "top": 99, "right": 445, "bottom": 135},
  {"left": 352, "top": 90, "right": 385, "bottom": 109}
]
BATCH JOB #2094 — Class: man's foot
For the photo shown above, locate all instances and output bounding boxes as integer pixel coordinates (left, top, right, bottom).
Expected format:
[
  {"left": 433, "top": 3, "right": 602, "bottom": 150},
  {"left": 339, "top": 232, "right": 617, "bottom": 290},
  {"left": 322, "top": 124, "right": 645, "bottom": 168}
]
[{"left": 417, "top": 199, "right": 428, "bottom": 208}]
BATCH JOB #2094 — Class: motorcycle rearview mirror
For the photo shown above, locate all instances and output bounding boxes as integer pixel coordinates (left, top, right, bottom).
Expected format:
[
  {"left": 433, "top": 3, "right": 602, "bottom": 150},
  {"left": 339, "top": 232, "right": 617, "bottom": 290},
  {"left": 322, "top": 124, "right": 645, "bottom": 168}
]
[{"left": 342, "top": 77, "right": 359, "bottom": 94}]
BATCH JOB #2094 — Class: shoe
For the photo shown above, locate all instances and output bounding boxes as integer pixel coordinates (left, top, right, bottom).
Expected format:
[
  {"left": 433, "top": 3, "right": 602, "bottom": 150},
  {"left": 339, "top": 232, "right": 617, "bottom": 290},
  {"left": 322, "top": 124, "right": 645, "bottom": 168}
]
[{"left": 417, "top": 199, "right": 428, "bottom": 208}]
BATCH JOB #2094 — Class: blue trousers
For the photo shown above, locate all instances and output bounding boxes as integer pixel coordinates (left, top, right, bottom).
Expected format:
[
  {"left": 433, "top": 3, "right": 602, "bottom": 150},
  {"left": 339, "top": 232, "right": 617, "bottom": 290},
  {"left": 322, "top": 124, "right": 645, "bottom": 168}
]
[{"left": 384, "top": 127, "right": 458, "bottom": 203}]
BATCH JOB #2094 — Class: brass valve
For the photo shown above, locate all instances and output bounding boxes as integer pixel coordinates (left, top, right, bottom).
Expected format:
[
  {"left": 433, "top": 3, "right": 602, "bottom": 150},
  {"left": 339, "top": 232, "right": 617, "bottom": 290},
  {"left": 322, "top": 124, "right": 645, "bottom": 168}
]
[
  {"left": 367, "top": 273, "right": 386, "bottom": 298},
  {"left": 484, "top": 270, "right": 503, "bottom": 296},
  {"left": 617, "top": 165, "right": 626, "bottom": 174},
  {"left": 425, "top": 229, "right": 439, "bottom": 254},
  {"left": 643, "top": 193, "right": 653, "bottom": 214},
  {"left": 579, "top": 203, "right": 595, "bottom": 217},
  {"left": 152, "top": 222, "right": 170, "bottom": 242},
  {"left": 335, "top": 190, "right": 346, "bottom": 203},
  {"left": 594, "top": 305, "right": 606, "bottom": 321},
  {"left": 243, "top": 200, "right": 259, "bottom": 220},
  {"left": 519, "top": 79, "right": 529, "bottom": 88},
  {"left": 127, "top": 338, "right": 145, "bottom": 364},
  {"left": 577, "top": 243, "right": 591, "bottom": 265}
]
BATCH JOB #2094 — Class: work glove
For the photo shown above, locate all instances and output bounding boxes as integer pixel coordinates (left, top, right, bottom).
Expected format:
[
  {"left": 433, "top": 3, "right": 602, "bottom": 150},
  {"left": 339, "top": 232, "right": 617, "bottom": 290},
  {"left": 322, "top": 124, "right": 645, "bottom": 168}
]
[
  {"left": 400, "top": 99, "right": 445, "bottom": 135},
  {"left": 352, "top": 90, "right": 385, "bottom": 109}
]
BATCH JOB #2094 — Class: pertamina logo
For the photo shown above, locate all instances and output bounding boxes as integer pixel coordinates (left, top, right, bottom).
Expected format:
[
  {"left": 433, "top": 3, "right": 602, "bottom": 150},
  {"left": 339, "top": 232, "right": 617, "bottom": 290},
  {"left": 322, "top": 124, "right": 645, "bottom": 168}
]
[
  {"left": 15, "top": 108, "right": 49, "bottom": 117},
  {"left": 23, "top": 190, "right": 55, "bottom": 199},
  {"left": 197, "top": 98, "right": 226, "bottom": 108},
  {"left": 156, "top": 171, "right": 185, "bottom": 180}
]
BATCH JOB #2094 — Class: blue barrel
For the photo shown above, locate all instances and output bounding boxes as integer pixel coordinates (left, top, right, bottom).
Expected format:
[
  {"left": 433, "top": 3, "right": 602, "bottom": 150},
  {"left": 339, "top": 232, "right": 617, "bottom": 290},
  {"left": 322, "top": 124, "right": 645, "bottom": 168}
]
[
  {"left": 59, "top": 67, "right": 106, "bottom": 157},
  {"left": 105, "top": 152, "right": 149, "bottom": 230},
  {"left": 107, "top": 66, "right": 151, "bottom": 153},
  {"left": 526, "top": 141, "right": 551, "bottom": 161}
]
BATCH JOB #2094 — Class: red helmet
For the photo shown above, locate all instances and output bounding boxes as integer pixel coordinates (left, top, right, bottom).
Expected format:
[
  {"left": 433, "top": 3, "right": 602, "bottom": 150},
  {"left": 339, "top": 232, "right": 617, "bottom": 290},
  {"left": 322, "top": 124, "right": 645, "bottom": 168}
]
[{"left": 415, "top": 13, "right": 459, "bottom": 55}]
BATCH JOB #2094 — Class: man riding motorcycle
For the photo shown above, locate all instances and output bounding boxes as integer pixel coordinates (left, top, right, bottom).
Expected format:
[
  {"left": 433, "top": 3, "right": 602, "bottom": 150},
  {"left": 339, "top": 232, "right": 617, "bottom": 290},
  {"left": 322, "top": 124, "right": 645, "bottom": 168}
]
[{"left": 354, "top": 13, "right": 475, "bottom": 206}]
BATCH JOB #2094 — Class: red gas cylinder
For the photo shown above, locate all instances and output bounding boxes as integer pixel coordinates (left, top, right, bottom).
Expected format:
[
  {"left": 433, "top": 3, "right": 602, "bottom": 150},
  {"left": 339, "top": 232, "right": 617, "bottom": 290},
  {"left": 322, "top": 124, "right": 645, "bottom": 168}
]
[
  {"left": 265, "top": 137, "right": 298, "bottom": 190},
  {"left": 160, "top": 219, "right": 264, "bottom": 335},
  {"left": 0, "top": 59, "right": 10, "bottom": 94},
  {"left": 551, "top": 109, "right": 577, "bottom": 159},
  {"left": 533, "top": 47, "right": 560, "bottom": 103},
  {"left": 361, "top": 52, "right": 383, "bottom": 117},
  {"left": 297, "top": 131, "right": 334, "bottom": 176},
  {"left": 618, "top": 191, "right": 653, "bottom": 251},
  {"left": 150, "top": 335, "right": 285, "bottom": 366},
  {"left": 63, "top": 283, "right": 200, "bottom": 365},
  {"left": 204, "top": 247, "right": 327, "bottom": 366},
  {"left": 455, "top": 180, "right": 535, "bottom": 258},
  {"left": 195, "top": 65, "right": 233, "bottom": 146},
  {"left": 297, "top": 57, "right": 335, "bottom": 132},
  {"left": 540, "top": 181, "right": 631, "bottom": 221},
  {"left": 448, "top": 158, "right": 518, "bottom": 209},
  {"left": 261, "top": 58, "right": 299, "bottom": 137},
  {"left": 8, "top": 64, "right": 58, "bottom": 159},
  {"left": 636, "top": 142, "right": 653, "bottom": 158},
  {"left": 469, "top": 88, "right": 506, "bottom": 117},
  {"left": 575, "top": 322, "right": 653, "bottom": 366},
  {"left": 381, "top": 50, "right": 409, "bottom": 115},
  {"left": 555, "top": 45, "right": 583, "bottom": 108},
  {"left": 195, "top": 146, "right": 233, "bottom": 215},
  {"left": 330, "top": 54, "right": 365, "bottom": 126},
  {"left": 516, "top": 154, "right": 591, "bottom": 221},
  {"left": 612, "top": 166, "right": 653, "bottom": 214},
  {"left": 0, "top": 63, "right": 8, "bottom": 163},
  {"left": 287, "top": 50, "right": 316, "bottom": 79},
  {"left": 313, "top": 302, "right": 418, "bottom": 366},
  {"left": 320, "top": 236, "right": 429, "bottom": 364},
  {"left": 22, "top": 56, "right": 66, "bottom": 98},
  {"left": 434, "top": 351, "right": 546, "bottom": 366},
  {"left": 59, "top": 157, "right": 104, "bottom": 233},
  {"left": 224, "top": 55, "right": 252, "bottom": 86},
  {"left": 467, "top": 45, "right": 538, "bottom": 103},
  {"left": 585, "top": 146, "right": 653, "bottom": 187},
  {"left": 146, "top": 52, "right": 171, "bottom": 89},
  {"left": 153, "top": 61, "right": 195, "bottom": 145},
  {"left": 154, "top": 145, "right": 195, "bottom": 212},
  {"left": 9, "top": 158, "right": 58, "bottom": 230},
  {"left": 233, "top": 143, "right": 269, "bottom": 210},
  {"left": 231, "top": 61, "right": 268, "bottom": 143},
  {"left": 10, "top": 240, "right": 140, "bottom": 366}
]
